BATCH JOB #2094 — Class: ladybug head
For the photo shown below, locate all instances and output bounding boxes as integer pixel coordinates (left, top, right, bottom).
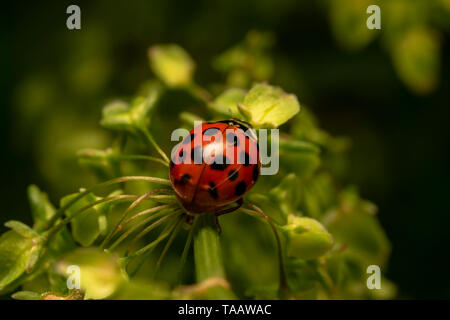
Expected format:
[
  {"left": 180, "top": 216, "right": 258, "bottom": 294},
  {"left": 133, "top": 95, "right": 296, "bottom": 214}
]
[{"left": 211, "top": 119, "right": 258, "bottom": 142}]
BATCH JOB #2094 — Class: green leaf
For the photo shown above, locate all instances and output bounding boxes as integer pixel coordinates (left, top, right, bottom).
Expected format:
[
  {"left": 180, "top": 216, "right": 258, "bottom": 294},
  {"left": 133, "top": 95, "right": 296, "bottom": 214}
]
[
  {"left": 329, "top": 0, "right": 378, "bottom": 51},
  {"left": 269, "top": 173, "right": 301, "bottom": 224},
  {"left": 56, "top": 248, "right": 124, "bottom": 300},
  {"left": 209, "top": 88, "right": 246, "bottom": 117},
  {"left": 4, "top": 221, "right": 38, "bottom": 238},
  {"left": 148, "top": 44, "right": 195, "bottom": 87},
  {"left": 77, "top": 148, "right": 118, "bottom": 180},
  {"left": 282, "top": 216, "right": 333, "bottom": 260},
  {"left": 278, "top": 137, "right": 320, "bottom": 154},
  {"left": 391, "top": 27, "right": 440, "bottom": 94},
  {"left": 100, "top": 100, "right": 133, "bottom": 132},
  {"left": 179, "top": 111, "right": 204, "bottom": 127},
  {"left": 280, "top": 152, "right": 321, "bottom": 180},
  {"left": 247, "top": 174, "right": 301, "bottom": 225},
  {"left": 285, "top": 259, "right": 324, "bottom": 299},
  {"left": 47, "top": 227, "right": 77, "bottom": 257},
  {"left": 240, "top": 83, "right": 300, "bottom": 128},
  {"left": 12, "top": 291, "right": 42, "bottom": 300},
  {"left": 27, "top": 185, "right": 56, "bottom": 231},
  {"left": 213, "top": 30, "right": 274, "bottom": 87},
  {"left": 0, "top": 231, "right": 34, "bottom": 290},
  {"left": 323, "top": 188, "right": 390, "bottom": 267},
  {"left": 60, "top": 192, "right": 102, "bottom": 247},
  {"left": 100, "top": 85, "right": 160, "bottom": 134},
  {"left": 26, "top": 242, "right": 44, "bottom": 273}
]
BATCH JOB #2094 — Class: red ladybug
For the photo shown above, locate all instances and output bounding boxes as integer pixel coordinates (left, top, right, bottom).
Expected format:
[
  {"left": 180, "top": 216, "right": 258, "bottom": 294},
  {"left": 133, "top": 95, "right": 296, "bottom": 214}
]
[{"left": 170, "top": 120, "right": 260, "bottom": 215}]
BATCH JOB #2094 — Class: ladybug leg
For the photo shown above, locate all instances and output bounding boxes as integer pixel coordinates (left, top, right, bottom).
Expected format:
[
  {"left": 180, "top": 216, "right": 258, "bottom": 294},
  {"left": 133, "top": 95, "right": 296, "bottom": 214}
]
[
  {"left": 214, "top": 198, "right": 244, "bottom": 234},
  {"left": 214, "top": 215, "right": 222, "bottom": 235}
]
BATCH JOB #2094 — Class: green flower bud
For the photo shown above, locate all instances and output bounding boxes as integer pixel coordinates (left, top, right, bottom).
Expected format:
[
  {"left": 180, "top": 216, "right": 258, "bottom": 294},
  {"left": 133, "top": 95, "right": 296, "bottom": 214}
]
[{"left": 283, "top": 215, "right": 333, "bottom": 260}]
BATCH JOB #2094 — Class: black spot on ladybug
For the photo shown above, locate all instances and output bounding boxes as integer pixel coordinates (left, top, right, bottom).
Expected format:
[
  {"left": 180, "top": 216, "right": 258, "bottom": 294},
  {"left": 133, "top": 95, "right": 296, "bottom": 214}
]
[
  {"left": 170, "top": 160, "right": 175, "bottom": 170},
  {"left": 235, "top": 181, "right": 247, "bottom": 196},
  {"left": 183, "top": 133, "right": 196, "bottom": 144},
  {"left": 210, "top": 154, "right": 230, "bottom": 170},
  {"left": 252, "top": 165, "right": 259, "bottom": 182},
  {"left": 240, "top": 152, "right": 251, "bottom": 166},
  {"left": 179, "top": 174, "right": 191, "bottom": 185},
  {"left": 226, "top": 132, "right": 239, "bottom": 146},
  {"left": 191, "top": 146, "right": 203, "bottom": 163},
  {"left": 178, "top": 149, "right": 186, "bottom": 162},
  {"left": 203, "top": 128, "right": 220, "bottom": 136},
  {"left": 208, "top": 181, "right": 218, "bottom": 199},
  {"left": 227, "top": 169, "right": 239, "bottom": 181}
]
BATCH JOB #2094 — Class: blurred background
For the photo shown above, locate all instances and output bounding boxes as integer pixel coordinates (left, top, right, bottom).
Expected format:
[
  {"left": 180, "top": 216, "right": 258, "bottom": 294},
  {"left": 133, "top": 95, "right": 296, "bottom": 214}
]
[{"left": 1, "top": 0, "right": 449, "bottom": 299}]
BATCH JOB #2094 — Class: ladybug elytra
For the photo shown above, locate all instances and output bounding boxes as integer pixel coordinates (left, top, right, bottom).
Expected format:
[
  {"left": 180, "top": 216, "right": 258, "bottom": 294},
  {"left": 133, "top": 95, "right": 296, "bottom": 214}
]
[{"left": 169, "top": 120, "right": 260, "bottom": 214}]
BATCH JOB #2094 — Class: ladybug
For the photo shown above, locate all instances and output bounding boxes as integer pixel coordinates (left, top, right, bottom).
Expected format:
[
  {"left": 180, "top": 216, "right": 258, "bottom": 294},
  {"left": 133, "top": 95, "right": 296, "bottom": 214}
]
[{"left": 169, "top": 120, "right": 260, "bottom": 216}]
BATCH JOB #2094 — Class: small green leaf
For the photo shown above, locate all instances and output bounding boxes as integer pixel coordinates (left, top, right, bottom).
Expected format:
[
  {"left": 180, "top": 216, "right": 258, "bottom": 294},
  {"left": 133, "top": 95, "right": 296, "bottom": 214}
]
[
  {"left": 213, "top": 30, "right": 274, "bottom": 87},
  {"left": 47, "top": 227, "right": 77, "bottom": 257},
  {"left": 100, "top": 86, "right": 160, "bottom": 135},
  {"left": 12, "top": 291, "right": 42, "bottom": 300},
  {"left": 4, "top": 221, "right": 38, "bottom": 238},
  {"left": 56, "top": 248, "right": 124, "bottom": 300},
  {"left": 323, "top": 188, "right": 390, "bottom": 267},
  {"left": 0, "top": 231, "right": 34, "bottom": 290},
  {"left": 280, "top": 152, "right": 321, "bottom": 179},
  {"left": 278, "top": 137, "right": 320, "bottom": 154},
  {"left": 209, "top": 88, "right": 246, "bottom": 117},
  {"left": 60, "top": 193, "right": 102, "bottom": 247},
  {"left": 392, "top": 27, "right": 440, "bottom": 94},
  {"left": 282, "top": 215, "right": 333, "bottom": 260},
  {"left": 268, "top": 173, "right": 301, "bottom": 224},
  {"left": 27, "top": 185, "right": 56, "bottom": 231},
  {"left": 179, "top": 112, "right": 204, "bottom": 127},
  {"left": 100, "top": 100, "right": 132, "bottom": 132},
  {"left": 148, "top": 44, "right": 195, "bottom": 87},
  {"left": 77, "top": 148, "right": 118, "bottom": 180},
  {"left": 285, "top": 258, "right": 323, "bottom": 299},
  {"left": 240, "top": 83, "right": 300, "bottom": 128},
  {"left": 329, "top": 0, "right": 378, "bottom": 51},
  {"left": 26, "top": 242, "right": 44, "bottom": 273}
]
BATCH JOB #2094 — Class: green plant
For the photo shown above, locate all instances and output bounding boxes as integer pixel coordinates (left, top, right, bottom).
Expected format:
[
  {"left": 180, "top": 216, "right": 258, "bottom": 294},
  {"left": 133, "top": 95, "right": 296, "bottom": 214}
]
[{"left": 0, "top": 32, "right": 395, "bottom": 300}]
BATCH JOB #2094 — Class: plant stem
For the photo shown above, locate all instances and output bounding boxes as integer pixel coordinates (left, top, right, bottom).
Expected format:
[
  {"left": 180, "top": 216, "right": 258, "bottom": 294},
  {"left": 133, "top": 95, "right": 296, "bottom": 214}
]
[
  {"left": 44, "top": 176, "right": 171, "bottom": 230},
  {"left": 102, "top": 189, "right": 168, "bottom": 248},
  {"left": 112, "top": 154, "right": 169, "bottom": 167},
  {"left": 44, "top": 194, "right": 138, "bottom": 240},
  {"left": 141, "top": 128, "right": 170, "bottom": 164},
  {"left": 106, "top": 205, "right": 176, "bottom": 251},
  {"left": 178, "top": 216, "right": 197, "bottom": 283},
  {"left": 193, "top": 213, "right": 236, "bottom": 299}
]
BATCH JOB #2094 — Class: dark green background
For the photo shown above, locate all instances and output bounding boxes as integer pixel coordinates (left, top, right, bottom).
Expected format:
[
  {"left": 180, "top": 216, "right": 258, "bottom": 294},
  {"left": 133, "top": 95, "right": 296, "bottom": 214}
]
[{"left": 1, "top": 1, "right": 449, "bottom": 299}]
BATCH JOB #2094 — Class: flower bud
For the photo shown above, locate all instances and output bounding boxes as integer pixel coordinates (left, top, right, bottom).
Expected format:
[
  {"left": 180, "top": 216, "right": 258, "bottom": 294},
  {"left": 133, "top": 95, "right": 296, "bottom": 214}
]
[{"left": 283, "top": 215, "right": 333, "bottom": 260}]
